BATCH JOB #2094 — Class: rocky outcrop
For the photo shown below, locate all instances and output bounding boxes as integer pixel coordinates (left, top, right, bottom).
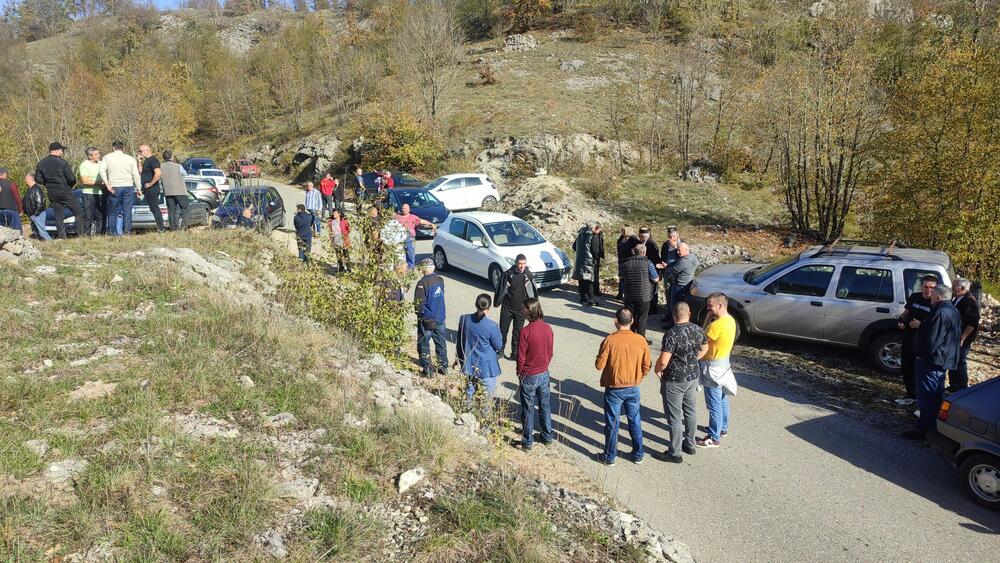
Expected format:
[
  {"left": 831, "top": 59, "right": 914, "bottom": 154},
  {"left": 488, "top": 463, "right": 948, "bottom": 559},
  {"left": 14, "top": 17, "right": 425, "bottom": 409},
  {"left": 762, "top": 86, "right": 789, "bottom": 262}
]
[
  {"left": 504, "top": 34, "right": 539, "bottom": 52},
  {"left": 475, "top": 133, "right": 640, "bottom": 182},
  {"left": 499, "top": 176, "right": 621, "bottom": 243},
  {"left": 249, "top": 136, "right": 342, "bottom": 184},
  {"left": 0, "top": 227, "right": 41, "bottom": 263}
]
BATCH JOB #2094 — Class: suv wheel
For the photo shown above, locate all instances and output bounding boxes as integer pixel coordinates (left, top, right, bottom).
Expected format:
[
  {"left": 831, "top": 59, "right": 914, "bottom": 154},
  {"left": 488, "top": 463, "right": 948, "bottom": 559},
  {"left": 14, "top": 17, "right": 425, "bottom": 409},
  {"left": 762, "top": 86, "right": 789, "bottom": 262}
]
[
  {"left": 433, "top": 247, "right": 449, "bottom": 272},
  {"left": 868, "top": 332, "right": 903, "bottom": 375},
  {"left": 960, "top": 454, "right": 1000, "bottom": 509}
]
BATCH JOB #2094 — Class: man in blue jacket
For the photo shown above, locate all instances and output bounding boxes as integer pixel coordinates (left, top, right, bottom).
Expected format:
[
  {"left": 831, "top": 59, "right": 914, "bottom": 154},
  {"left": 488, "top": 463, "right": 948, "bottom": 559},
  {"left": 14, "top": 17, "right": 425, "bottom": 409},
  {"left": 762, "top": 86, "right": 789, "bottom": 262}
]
[
  {"left": 292, "top": 204, "right": 313, "bottom": 263},
  {"left": 904, "top": 285, "right": 962, "bottom": 439},
  {"left": 414, "top": 258, "right": 448, "bottom": 376}
]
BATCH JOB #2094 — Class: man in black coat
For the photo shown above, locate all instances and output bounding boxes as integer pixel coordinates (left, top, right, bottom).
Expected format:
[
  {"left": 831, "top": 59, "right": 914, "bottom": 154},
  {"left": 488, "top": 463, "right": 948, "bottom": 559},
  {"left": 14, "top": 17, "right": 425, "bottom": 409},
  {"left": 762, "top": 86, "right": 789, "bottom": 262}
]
[
  {"left": 615, "top": 226, "right": 639, "bottom": 300},
  {"left": 292, "top": 204, "right": 313, "bottom": 263},
  {"left": 949, "top": 278, "right": 980, "bottom": 392},
  {"left": 573, "top": 223, "right": 600, "bottom": 306},
  {"left": 592, "top": 223, "right": 606, "bottom": 297},
  {"left": 638, "top": 226, "right": 662, "bottom": 314},
  {"left": 34, "top": 142, "right": 81, "bottom": 239},
  {"left": 620, "top": 244, "right": 660, "bottom": 339},
  {"left": 904, "top": 285, "right": 962, "bottom": 439},
  {"left": 493, "top": 253, "right": 538, "bottom": 360}
]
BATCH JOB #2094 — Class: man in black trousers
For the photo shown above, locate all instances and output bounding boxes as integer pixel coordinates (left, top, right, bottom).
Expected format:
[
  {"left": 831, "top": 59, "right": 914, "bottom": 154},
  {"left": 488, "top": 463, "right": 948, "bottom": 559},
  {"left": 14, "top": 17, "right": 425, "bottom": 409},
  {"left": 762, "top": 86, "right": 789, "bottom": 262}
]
[
  {"left": 620, "top": 244, "right": 660, "bottom": 340},
  {"left": 494, "top": 254, "right": 538, "bottom": 360}
]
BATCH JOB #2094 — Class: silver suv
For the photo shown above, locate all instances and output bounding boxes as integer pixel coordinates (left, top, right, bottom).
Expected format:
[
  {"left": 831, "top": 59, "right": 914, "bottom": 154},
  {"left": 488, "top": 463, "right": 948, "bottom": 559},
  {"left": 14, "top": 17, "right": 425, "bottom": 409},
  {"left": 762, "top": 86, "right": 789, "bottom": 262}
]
[{"left": 688, "top": 243, "right": 956, "bottom": 373}]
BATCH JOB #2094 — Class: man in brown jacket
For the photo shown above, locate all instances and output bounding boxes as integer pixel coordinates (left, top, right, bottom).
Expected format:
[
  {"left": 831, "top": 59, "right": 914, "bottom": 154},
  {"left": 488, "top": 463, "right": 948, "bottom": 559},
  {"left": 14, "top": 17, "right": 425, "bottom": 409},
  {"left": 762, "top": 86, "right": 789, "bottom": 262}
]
[{"left": 595, "top": 307, "right": 652, "bottom": 466}]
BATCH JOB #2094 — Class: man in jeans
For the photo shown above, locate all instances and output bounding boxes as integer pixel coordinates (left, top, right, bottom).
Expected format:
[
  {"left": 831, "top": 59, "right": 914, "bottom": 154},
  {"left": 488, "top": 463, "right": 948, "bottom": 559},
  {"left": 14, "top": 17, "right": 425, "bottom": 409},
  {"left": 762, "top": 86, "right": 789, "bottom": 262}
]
[
  {"left": 304, "top": 181, "right": 323, "bottom": 234},
  {"left": 34, "top": 142, "right": 81, "bottom": 238},
  {"left": 395, "top": 203, "right": 435, "bottom": 270},
  {"left": 904, "top": 285, "right": 962, "bottom": 440},
  {"left": 414, "top": 259, "right": 449, "bottom": 376},
  {"left": 78, "top": 147, "right": 106, "bottom": 235},
  {"left": 949, "top": 278, "right": 980, "bottom": 392},
  {"left": 0, "top": 168, "right": 22, "bottom": 231},
  {"left": 292, "top": 204, "right": 313, "bottom": 263},
  {"left": 319, "top": 172, "right": 336, "bottom": 218},
  {"left": 22, "top": 174, "right": 51, "bottom": 241},
  {"left": 516, "top": 298, "right": 555, "bottom": 450},
  {"left": 697, "top": 293, "right": 738, "bottom": 448},
  {"left": 139, "top": 144, "right": 165, "bottom": 232},
  {"left": 99, "top": 141, "right": 141, "bottom": 236},
  {"left": 160, "top": 150, "right": 189, "bottom": 230},
  {"left": 595, "top": 307, "right": 651, "bottom": 465},
  {"left": 654, "top": 302, "right": 707, "bottom": 463},
  {"left": 620, "top": 244, "right": 660, "bottom": 339}
]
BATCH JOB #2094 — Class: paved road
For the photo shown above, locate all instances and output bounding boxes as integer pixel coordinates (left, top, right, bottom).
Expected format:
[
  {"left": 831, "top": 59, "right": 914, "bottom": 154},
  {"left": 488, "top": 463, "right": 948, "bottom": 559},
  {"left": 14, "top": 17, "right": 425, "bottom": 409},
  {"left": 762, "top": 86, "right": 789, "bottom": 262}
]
[
  {"left": 410, "top": 236, "right": 998, "bottom": 562},
  {"left": 267, "top": 181, "right": 998, "bottom": 560}
]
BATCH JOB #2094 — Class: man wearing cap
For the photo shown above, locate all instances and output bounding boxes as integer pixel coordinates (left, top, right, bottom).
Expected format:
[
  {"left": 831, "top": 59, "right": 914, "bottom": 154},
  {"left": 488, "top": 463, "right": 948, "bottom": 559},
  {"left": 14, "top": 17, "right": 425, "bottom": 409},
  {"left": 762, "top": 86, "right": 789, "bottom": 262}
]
[
  {"left": 0, "top": 168, "right": 23, "bottom": 231},
  {"left": 78, "top": 147, "right": 107, "bottom": 236},
  {"left": 100, "top": 141, "right": 142, "bottom": 236},
  {"left": 34, "top": 142, "right": 81, "bottom": 238}
]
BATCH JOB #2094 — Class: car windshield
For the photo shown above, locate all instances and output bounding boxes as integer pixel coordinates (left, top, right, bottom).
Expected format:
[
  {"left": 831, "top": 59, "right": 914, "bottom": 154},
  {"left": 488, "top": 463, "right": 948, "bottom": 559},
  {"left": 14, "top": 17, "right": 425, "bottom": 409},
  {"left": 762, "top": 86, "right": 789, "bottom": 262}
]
[
  {"left": 485, "top": 220, "right": 546, "bottom": 247},
  {"left": 396, "top": 190, "right": 441, "bottom": 209},
  {"left": 222, "top": 191, "right": 267, "bottom": 208},
  {"left": 398, "top": 173, "right": 422, "bottom": 183},
  {"left": 424, "top": 177, "right": 447, "bottom": 190},
  {"left": 745, "top": 253, "right": 800, "bottom": 284}
]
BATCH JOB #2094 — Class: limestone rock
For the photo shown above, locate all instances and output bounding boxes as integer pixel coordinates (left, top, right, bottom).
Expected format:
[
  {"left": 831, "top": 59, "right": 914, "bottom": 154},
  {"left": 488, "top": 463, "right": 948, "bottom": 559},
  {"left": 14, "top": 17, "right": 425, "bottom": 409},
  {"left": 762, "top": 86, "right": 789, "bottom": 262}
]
[
  {"left": 0, "top": 227, "right": 40, "bottom": 263},
  {"left": 559, "top": 59, "right": 584, "bottom": 72},
  {"left": 168, "top": 412, "right": 241, "bottom": 439},
  {"left": 397, "top": 467, "right": 427, "bottom": 494},
  {"left": 264, "top": 412, "right": 298, "bottom": 429},
  {"left": 256, "top": 528, "right": 288, "bottom": 559},
  {"left": 239, "top": 375, "right": 256, "bottom": 389},
  {"left": 68, "top": 380, "right": 118, "bottom": 401},
  {"left": 274, "top": 477, "right": 319, "bottom": 500},
  {"left": 44, "top": 458, "right": 89, "bottom": 488},
  {"left": 504, "top": 34, "right": 539, "bottom": 52},
  {"left": 24, "top": 439, "right": 50, "bottom": 457}
]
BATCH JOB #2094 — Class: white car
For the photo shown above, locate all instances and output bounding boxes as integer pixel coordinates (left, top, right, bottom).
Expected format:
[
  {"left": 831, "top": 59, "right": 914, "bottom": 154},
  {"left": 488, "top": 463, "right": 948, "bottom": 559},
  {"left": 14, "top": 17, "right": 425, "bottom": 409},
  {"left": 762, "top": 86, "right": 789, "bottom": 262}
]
[
  {"left": 432, "top": 212, "right": 571, "bottom": 290},
  {"left": 191, "top": 169, "right": 230, "bottom": 192},
  {"left": 423, "top": 173, "right": 500, "bottom": 211}
]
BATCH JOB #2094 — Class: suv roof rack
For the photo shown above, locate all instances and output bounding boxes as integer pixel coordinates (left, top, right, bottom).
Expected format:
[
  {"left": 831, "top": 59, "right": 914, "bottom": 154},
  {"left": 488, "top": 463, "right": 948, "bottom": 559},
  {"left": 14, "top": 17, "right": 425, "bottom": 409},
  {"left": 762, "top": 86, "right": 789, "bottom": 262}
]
[{"left": 810, "top": 238, "right": 905, "bottom": 260}]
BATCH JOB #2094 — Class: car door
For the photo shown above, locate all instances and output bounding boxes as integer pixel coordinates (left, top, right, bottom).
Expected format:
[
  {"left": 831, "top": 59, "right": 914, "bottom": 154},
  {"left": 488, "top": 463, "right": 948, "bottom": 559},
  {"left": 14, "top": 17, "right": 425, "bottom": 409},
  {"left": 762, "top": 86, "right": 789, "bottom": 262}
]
[
  {"left": 749, "top": 263, "right": 836, "bottom": 340},
  {"left": 824, "top": 266, "right": 897, "bottom": 346},
  {"left": 433, "top": 178, "right": 463, "bottom": 209},
  {"left": 444, "top": 217, "right": 469, "bottom": 270},
  {"left": 463, "top": 221, "right": 493, "bottom": 276}
]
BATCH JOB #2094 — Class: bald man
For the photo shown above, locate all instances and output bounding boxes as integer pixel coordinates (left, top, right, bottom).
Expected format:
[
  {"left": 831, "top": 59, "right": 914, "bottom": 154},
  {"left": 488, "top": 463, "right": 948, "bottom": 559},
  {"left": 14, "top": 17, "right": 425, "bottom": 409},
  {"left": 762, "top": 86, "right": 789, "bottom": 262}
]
[
  {"left": 662, "top": 242, "right": 700, "bottom": 328},
  {"left": 139, "top": 144, "right": 164, "bottom": 232}
]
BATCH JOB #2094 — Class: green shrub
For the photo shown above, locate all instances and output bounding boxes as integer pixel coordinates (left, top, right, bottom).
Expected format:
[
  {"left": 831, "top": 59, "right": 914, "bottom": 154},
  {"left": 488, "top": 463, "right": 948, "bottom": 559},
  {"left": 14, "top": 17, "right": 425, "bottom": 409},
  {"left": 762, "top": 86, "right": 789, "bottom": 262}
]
[{"left": 353, "top": 110, "right": 443, "bottom": 173}]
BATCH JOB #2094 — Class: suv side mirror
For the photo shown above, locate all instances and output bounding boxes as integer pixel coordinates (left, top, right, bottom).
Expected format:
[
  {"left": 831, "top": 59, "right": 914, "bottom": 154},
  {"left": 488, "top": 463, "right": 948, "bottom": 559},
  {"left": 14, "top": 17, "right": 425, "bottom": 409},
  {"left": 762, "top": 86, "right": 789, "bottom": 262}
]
[{"left": 764, "top": 284, "right": 778, "bottom": 295}]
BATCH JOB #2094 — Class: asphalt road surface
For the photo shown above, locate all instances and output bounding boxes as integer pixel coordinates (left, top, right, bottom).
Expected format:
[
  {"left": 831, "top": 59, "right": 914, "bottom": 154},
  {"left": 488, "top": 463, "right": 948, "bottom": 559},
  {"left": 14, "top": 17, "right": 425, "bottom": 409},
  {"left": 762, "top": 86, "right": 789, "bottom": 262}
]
[{"left": 269, "top": 182, "right": 998, "bottom": 561}]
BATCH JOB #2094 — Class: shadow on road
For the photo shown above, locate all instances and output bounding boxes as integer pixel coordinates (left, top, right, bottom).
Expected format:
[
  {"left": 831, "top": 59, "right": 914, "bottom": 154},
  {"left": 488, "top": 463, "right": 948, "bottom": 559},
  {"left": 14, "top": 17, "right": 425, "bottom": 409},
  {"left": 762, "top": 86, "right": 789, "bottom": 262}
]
[{"left": 786, "top": 414, "right": 999, "bottom": 534}]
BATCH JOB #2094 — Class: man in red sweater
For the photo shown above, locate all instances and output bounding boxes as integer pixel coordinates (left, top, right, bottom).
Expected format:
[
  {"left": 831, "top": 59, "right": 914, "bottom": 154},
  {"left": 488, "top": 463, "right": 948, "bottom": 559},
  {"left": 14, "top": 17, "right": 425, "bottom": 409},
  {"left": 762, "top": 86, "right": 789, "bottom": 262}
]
[
  {"left": 516, "top": 298, "right": 555, "bottom": 450},
  {"left": 319, "top": 173, "right": 336, "bottom": 219}
]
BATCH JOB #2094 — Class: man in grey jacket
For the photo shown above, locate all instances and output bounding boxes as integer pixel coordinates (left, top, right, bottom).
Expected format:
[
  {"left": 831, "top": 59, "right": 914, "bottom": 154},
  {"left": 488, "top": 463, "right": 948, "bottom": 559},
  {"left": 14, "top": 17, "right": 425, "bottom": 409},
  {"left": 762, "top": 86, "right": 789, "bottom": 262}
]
[
  {"left": 661, "top": 242, "right": 699, "bottom": 328},
  {"left": 160, "top": 150, "right": 189, "bottom": 231}
]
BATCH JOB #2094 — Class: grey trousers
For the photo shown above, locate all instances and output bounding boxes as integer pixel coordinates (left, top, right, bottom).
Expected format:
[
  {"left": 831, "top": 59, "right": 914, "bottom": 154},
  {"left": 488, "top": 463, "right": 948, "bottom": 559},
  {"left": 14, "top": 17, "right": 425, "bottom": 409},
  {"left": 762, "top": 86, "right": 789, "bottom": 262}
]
[{"left": 661, "top": 378, "right": 698, "bottom": 455}]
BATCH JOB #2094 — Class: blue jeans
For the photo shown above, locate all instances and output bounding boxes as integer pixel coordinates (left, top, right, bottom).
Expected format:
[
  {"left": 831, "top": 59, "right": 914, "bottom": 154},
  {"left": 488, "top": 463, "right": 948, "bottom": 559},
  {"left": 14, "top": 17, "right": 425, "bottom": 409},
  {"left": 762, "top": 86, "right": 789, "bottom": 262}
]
[
  {"left": 603, "top": 386, "right": 643, "bottom": 462},
  {"left": 404, "top": 237, "right": 416, "bottom": 269},
  {"left": 704, "top": 385, "right": 730, "bottom": 441},
  {"left": 466, "top": 375, "right": 498, "bottom": 404},
  {"left": 0, "top": 209, "right": 21, "bottom": 231},
  {"left": 417, "top": 321, "right": 448, "bottom": 375},
  {"left": 30, "top": 212, "right": 51, "bottom": 240},
  {"left": 108, "top": 187, "right": 136, "bottom": 235},
  {"left": 309, "top": 210, "right": 321, "bottom": 234},
  {"left": 916, "top": 357, "right": 946, "bottom": 433},
  {"left": 296, "top": 236, "right": 312, "bottom": 262},
  {"left": 519, "top": 372, "right": 554, "bottom": 445}
]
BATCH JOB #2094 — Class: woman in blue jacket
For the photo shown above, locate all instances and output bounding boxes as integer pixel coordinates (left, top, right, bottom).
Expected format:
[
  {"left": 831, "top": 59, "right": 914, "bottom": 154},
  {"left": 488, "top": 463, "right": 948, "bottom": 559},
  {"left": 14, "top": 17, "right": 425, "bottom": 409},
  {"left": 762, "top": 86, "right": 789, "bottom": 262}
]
[{"left": 457, "top": 293, "right": 503, "bottom": 405}]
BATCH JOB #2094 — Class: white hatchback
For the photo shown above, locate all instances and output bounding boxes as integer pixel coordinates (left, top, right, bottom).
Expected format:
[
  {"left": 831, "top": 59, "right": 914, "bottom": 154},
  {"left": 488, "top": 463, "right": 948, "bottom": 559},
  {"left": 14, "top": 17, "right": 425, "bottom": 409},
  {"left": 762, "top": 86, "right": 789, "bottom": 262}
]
[
  {"left": 193, "top": 168, "right": 230, "bottom": 192},
  {"left": 432, "top": 212, "right": 571, "bottom": 289},
  {"left": 423, "top": 173, "right": 500, "bottom": 211}
]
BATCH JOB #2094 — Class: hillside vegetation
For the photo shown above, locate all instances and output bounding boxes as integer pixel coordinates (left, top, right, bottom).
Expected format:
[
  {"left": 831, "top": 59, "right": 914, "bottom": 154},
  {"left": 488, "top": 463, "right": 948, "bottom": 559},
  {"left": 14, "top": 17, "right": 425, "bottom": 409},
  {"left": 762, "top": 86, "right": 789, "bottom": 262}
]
[{"left": 1, "top": 0, "right": 999, "bottom": 280}]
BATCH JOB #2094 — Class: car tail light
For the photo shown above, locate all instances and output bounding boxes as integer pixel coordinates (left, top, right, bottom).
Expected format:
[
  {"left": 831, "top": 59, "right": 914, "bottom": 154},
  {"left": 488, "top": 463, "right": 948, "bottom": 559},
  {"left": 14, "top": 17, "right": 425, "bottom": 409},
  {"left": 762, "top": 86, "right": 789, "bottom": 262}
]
[{"left": 937, "top": 400, "right": 951, "bottom": 422}]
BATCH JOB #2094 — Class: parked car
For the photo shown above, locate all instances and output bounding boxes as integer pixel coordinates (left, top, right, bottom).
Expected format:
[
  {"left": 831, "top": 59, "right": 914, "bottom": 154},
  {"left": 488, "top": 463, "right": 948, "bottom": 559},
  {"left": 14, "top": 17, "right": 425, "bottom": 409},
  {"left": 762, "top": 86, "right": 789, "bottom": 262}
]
[
  {"left": 929, "top": 378, "right": 1000, "bottom": 510},
  {"left": 432, "top": 212, "right": 571, "bottom": 290},
  {"left": 378, "top": 188, "right": 450, "bottom": 239},
  {"left": 359, "top": 171, "right": 426, "bottom": 196},
  {"left": 45, "top": 189, "right": 208, "bottom": 234},
  {"left": 687, "top": 242, "right": 956, "bottom": 374},
  {"left": 192, "top": 168, "right": 230, "bottom": 192},
  {"left": 423, "top": 173, "right": 500, "bottom": 211},
  {"left": 211, "top": 186, "right": 285, "bottom": 232},
  {"left": 182, "top": 157, "right": 215, "bottom": 175},
  {"left": 227, "top": 158, "right": 260, "bottom": 185},
  {"left": 185, "top": 178, "right": 221, "bottom": 209}
]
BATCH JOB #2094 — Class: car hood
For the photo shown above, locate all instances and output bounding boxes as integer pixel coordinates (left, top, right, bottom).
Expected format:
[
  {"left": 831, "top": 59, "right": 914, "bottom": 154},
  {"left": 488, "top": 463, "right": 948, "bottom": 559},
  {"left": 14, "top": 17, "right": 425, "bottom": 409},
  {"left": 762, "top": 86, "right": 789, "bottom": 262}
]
[
  {"left": 215, "top": 204, "right": 261, "bottom": 218},
  {"left": 495, "top": 243, "right": 569, "bottom": 272},
  {"left": 693, "top": 263, "right": 759, "bottom": 288},
  {"left": 411, "top": 206, "right": 449, "bottom": 224}
]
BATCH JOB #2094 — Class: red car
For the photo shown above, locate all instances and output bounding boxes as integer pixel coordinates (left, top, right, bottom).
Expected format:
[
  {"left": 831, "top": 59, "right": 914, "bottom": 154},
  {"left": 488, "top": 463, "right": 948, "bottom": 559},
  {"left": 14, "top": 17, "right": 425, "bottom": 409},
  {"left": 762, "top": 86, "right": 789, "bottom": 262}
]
[{"left": 228, "top": 159, "right": 261, "bottom": 186}]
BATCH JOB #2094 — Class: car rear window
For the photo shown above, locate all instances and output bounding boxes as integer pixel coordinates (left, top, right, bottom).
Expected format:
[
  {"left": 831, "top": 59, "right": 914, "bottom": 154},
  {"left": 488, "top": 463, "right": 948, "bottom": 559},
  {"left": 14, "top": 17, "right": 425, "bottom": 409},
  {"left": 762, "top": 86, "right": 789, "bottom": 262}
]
[{"left": 835, "top": 267, "right": 893, "bottom": 303}]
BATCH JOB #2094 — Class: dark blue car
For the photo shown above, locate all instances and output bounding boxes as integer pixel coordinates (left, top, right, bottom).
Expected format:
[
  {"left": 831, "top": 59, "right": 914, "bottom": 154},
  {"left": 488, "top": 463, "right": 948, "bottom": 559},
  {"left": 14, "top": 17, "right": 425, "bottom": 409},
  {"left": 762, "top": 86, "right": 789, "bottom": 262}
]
[
  {"left": 211, "top": 186, "right": 286, "bottom": 232},
  {"left": 381, "top": 188, "right": 450, "bottom": 238}
]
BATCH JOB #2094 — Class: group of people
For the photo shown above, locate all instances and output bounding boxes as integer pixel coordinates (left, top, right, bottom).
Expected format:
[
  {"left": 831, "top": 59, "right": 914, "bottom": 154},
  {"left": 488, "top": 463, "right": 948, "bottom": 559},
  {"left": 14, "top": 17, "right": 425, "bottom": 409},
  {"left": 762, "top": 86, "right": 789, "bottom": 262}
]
[
  {"left": 898, "top": 275, "right": 981, "bottom": 441},
  {"left": 408, "top": 236, "right": 739, "bottom": 462},
  {"left": 0, "top": 142, "right": 194, "bottom": 239}
]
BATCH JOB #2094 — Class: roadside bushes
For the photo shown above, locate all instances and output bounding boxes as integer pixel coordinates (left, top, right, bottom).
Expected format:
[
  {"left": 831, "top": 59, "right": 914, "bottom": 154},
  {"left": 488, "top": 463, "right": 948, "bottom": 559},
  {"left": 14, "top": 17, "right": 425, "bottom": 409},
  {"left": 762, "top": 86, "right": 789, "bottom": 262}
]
[{"left": 353, "top": 110, "right": 443, "bottom": 172}]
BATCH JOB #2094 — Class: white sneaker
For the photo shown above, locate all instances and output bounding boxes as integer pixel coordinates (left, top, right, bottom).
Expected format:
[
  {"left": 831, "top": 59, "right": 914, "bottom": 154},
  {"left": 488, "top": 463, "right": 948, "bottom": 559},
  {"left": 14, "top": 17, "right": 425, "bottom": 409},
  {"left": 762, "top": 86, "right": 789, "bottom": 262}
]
[{"left": 913, "top": 409, "right": 920, "bottom": 418}]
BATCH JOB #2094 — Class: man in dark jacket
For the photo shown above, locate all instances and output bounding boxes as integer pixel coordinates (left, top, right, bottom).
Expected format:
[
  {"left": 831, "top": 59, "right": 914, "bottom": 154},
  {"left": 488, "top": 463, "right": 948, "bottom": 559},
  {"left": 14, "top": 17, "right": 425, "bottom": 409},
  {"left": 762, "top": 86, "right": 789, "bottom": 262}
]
[
  {"left": 573, "top": 223, "right": 600, "bottom": 306},
  {"left": 292, "top": 204, "right": 313, "bottom": 262},
  {"left": 949, "top": 278, "right": 980, "bottom": 392},
  {"left": 638, "top": 226, "right": 662, "bottom": 314},
  {"left": 34, "top": 142, "right": 81, "bottom": 239},
  {"left": 620, "top": 244, "right": 660, "bottom": 339},
  {"left": 897, "top": 275, "right": 937, "bottom": 400},
  {"left": 414, "top": 259, "right": 449, "bottom": 376},
  {"left": 615, "top": 226, "right": 639, "bottom": 300},
  {"left": 593, "top": 223, "right": 606, "bottom": 297},
  {"left": 0, "top": 168, "right": 22, "bottom": 231},
  {"left": 661, "top": 242, "right": 700, "bottom": 328},
  {"left": 494, "top": 254, "right": 538, "bottom": 360},
  {"left": 905, "top": 285, "right": 962, "bottom": 439}
]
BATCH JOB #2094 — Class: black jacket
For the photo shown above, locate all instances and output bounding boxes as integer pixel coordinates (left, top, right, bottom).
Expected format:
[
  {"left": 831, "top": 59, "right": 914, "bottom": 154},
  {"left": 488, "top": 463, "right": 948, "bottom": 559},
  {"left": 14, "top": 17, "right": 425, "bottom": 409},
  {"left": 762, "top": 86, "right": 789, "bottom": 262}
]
[
  {"left": 917, "top": 300, "right": 962, "bottom": 370},
  {"left": 493, "top": 266, "right": 538, "bottom": 310},
  {"left": 572, "top": 227, "right": 598, "bottom": 282},
  {"left": 621, "top": 255, "right": 656, "bottom": 303},
  {"left": 293, "top": 211, "right": 313, "bottom": 239},
  {"left": 643, "top": 238, "right": 661, "bottom": 267},
  {"left": 953, "top": 295, "right": 980, "bottom": 346},
  {"left": 34, "top": 155, "right": 76, "bottom": 195},
  {"left": 616, "top": 235, "right": 640, "bottom": 265}
]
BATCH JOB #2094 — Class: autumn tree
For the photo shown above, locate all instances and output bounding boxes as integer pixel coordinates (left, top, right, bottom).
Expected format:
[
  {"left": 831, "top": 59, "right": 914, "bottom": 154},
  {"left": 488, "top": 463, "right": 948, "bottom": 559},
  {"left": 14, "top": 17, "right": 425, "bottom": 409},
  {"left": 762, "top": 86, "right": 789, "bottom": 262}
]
[{"left": 393, "top": 1, "right": 463, "bottom": 122}]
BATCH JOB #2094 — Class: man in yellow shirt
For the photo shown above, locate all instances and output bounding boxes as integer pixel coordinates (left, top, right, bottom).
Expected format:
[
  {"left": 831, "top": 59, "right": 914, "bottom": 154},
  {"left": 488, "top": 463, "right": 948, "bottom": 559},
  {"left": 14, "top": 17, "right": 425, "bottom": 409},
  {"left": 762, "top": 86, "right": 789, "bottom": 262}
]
[{"left": 697, "top": 292, "right": 738, "bottom": 448}]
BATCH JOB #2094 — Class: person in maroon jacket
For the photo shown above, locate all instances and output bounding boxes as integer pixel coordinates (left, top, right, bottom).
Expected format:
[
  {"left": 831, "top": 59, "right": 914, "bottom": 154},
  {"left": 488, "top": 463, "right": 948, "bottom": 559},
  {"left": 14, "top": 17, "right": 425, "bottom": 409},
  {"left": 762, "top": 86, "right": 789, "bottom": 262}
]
[{"left": 516, "top": 297, "right": 555, "bottom": 450}]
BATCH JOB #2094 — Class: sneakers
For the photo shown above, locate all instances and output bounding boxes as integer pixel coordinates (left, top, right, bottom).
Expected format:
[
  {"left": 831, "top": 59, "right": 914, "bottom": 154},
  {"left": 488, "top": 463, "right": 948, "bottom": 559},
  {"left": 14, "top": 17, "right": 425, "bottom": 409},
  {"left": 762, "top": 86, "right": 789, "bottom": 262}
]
[
  {"left": 695, "top": 437, "right": 720, "bottom": 448},
  {"left": 632, "top": 454, "right": 644, "bottom": 465},
  {"left": 598, "top": 453, "right": 616, "bottom": 466},
  {"left": 514, "top": 440, "right": 533, "bottom": 451},
  {"left": 720, "top": 430, "right": 729, "bottom": 438},
  {"left": 653, "top": 451, "right": 684, "bottom": 463},
  {"left": 682, "top": 443, "right": 697, "bottom": 456}
]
